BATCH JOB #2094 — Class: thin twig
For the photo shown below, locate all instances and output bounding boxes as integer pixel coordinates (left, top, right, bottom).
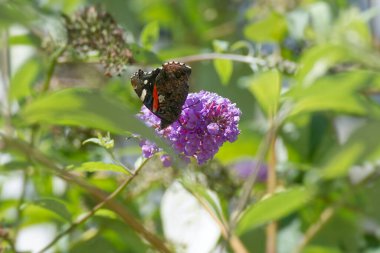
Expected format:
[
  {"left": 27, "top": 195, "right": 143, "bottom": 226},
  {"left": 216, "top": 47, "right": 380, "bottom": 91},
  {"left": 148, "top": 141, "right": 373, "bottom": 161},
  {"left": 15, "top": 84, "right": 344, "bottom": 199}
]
[
  {"left": 293, "top": 206, "right": 336, "bottom": 253},
  {"left": 14, "top": 169, "right": 28, "bottom": 235},
  {"left": 266, "top": 133, "right": 277, "bottom": 253},
  {"left": 192, "top": 192, "right": 249, "bottom": 253},
  {"left": 174, "top": 52, "right": 267, "bottom": 65},
  {"left": 0, "top": 29, "right": 12, "bottom": 135},
  {"left": 193, "top": 193, "right": 229, "bottom": 237},
  {"left": 0, "top": 29, "right": 23, "bottom": 252},
  {"left": 2, "top": 135, "right": 172, "bottom": 253}
]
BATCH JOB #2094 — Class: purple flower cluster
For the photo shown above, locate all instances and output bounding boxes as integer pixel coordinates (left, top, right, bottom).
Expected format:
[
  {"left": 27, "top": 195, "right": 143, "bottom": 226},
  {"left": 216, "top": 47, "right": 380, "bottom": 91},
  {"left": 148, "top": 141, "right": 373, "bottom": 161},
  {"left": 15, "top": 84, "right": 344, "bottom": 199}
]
[{"left": 138, "top": 90, "right": 241, "bottom": 166}]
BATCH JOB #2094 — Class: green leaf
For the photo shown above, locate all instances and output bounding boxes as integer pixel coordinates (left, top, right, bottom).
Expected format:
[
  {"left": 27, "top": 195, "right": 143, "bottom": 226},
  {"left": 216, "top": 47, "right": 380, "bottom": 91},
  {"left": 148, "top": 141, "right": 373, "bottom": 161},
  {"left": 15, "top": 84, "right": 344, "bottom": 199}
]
[
  {"left": 295, "top": 44, "right": 351, "bottom": 86},
  {"left": 9, "top": 33, "right": 41, "bottom": 46},
  {"left": 10, "top": 58, "right": 39, "bottom": 100},
  {"left": 70, "top": 236, "right": 113, "bottom": 253},
  {"left": 236, "top": 187, "right": 313, "bottom": 235},
  {"left": 130, "top": 43, "right": 161, "bottom": 65},
  {"left": 244, "top": 12, "right": 287, "bottom": 42},
  {"left": 213, "top": 59, "right": 233, "bottom": 85},
  {"left": 305, "top": 209, "right": 361, "bottom": 251},
  {"left": 343, "top": 70, "right": 380, "bottom": 91},
  {"left": 33, "top": 197, "right": 72, "bottom": 222},
  {"left": 212, "top": 40, "right": 233, "bottom": 85},
  {"left": 82, "top": 138, "right": 102, "bottom": 146},
  {"left": 230, "top": 40, "right": 253, "bottom": 53},
  {"left": 322, "top": 121, "right": 380, "bottom": 179},
  {"left": 212, "top": 40, "right": 229, "bottom": 52},
  {"left": 21, "top": 88, "right": 175, "bottom": 160},
  {"left": 76, "top": 162, "right": 130, "bottom": 175},
  {"left": 140, "top": 21, "right": 159, "bottom": 50},
  {"left": 248, "top": 70, "right": 281, "bottom": 117},
  {"left": 296, "top": 44, "right": 380, "bottom": 82},
  {"left": 287, "top": 71, "right": 375, "bottom": 117},
  {"left": 346, "top": 20, "right": 371, "bottom": 48},
  {"left": 330, "top": 8, "right": 372, "bottom": 48},
  {"left": 0, "top": 160, "right": 30, "bottom": 172},
  {"left": 83, "top": 133, "right": 114, "bottom": 149},
  {"left": 22, "top": 88, "right": 141, "bottom": 133},
  {"left": 94, "top": 209, "right": 118, "bottom": 219},
  {"left": 321, "top": 143, "right": 363, "bottom": 179},
  {"left": 360, "top": 179, "right": 380, "bottom": 221},
  {"left": 303, "top": 246, "right": 341, "bottom": 253},
  {"left": 0, "top": 2, "right": 35, "bottom": 28}
]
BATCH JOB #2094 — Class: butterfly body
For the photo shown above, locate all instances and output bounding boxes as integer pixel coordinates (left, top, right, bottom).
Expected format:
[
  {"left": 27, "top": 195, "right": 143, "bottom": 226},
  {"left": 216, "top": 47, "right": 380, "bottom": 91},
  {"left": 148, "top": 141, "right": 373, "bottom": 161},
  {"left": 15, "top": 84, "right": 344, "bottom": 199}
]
[{"left": 131, "top": 61, "right": 191, "bottom": 129}]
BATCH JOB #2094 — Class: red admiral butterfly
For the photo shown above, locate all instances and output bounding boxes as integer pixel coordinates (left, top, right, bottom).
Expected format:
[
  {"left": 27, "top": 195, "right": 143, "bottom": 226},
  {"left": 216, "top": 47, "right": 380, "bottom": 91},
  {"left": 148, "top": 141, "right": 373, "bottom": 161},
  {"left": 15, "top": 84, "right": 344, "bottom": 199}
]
[{"left": 131, "top": 61, "right": 191, "bottom": 129}]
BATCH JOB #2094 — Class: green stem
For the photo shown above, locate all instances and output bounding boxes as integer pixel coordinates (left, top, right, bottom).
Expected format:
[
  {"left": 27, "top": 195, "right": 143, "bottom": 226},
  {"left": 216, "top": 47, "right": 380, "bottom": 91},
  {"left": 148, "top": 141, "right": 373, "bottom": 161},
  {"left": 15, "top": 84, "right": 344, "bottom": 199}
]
[
  {"left": 293, "top": 206, "right": 336, "bottom": 253},
  {"left": 0, "top": 28, "right": 12, "bottom": 135},
  {"left": 107, "top": 149, "right": 134, "bottom": 174},
  {"left": 14, "top": 169, "right": 28, "bottom": 234},
  {"left": 174, "top": 52, "right": 267, "bottom": 65},
  {"left": 41, "top": 46, "right": 66, "bottom": 93},
  {"left": 266, "top": 131, "right": 277, "bottom": 253}
]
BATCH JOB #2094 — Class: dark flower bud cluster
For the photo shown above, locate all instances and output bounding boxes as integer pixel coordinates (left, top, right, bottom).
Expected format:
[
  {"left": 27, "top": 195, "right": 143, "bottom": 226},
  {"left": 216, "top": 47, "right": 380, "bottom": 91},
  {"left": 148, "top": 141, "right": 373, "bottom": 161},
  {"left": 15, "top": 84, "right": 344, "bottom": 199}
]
[
  {"left": 63, "top": 6, "right": 134, "bottom": 76},
  {"left": 138, "top": 90, "right": 241, "bottom": 166}
]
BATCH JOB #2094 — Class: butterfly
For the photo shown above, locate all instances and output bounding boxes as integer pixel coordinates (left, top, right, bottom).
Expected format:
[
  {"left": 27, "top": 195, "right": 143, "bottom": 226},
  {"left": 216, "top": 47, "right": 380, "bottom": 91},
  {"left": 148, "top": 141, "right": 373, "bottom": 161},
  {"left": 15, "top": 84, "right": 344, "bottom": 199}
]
[{"left": 131, "top": 61, "right": 191, "bottom": 129}]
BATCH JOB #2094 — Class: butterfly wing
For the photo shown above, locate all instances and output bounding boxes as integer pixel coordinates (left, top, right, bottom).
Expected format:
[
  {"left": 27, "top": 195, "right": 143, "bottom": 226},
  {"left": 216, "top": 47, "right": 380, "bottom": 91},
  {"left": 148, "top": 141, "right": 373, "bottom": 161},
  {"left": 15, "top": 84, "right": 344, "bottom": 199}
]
[
  {"left": 154, "top": 62, "right": 191, "bottom": 128},
  {"left": 131, "top": 68, "right": 160, "bottom": 112},
  {"left": 131, "top": 62, "right": 191, "bottom": 129}
]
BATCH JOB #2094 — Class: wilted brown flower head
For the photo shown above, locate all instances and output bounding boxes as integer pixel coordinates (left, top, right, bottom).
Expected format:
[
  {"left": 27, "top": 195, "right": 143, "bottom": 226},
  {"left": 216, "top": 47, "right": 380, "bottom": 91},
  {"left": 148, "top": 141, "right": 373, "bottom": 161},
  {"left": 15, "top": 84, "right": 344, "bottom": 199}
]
[{"left": 63, "top": 6, "right": 134, "bottom": 76}]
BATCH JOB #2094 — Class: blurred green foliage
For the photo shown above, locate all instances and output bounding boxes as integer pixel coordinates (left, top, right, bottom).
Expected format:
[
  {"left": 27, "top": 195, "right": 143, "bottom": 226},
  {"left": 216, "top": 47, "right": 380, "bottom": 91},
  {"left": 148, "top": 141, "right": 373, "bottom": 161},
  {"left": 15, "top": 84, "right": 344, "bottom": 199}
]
[{"left": 1, "top": 0, "right": 380, "bottom": 252}]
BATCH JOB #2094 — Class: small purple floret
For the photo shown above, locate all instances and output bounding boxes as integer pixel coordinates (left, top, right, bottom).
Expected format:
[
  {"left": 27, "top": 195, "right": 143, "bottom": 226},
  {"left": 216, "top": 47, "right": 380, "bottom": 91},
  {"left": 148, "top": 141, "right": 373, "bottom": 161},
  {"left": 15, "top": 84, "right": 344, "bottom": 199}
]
[
  {"left": 160, "top": 154, "right": 172, "bottom": 167},
  {"left": 139, "top": 139, "right": 159, "bottom": 158},
  {"left": 207, "top": 123, "right": 219, "bottom": 135},
  {"left": 138, "top": 90, "right": 241, "bottom": 165}
]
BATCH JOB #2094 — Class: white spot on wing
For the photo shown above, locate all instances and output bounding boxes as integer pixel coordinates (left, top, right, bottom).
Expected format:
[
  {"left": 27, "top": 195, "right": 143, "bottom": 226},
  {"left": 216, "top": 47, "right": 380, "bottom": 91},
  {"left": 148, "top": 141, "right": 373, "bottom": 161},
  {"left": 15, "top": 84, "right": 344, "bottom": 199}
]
[
  {"left": 144, "top": 80, "right": 148, "bottom": 85},
  {"left": 140, "top": 89, "right": 147, "bottom": 101},
  {"left": 159, "top": 95, "right": 165, "bottom": 103}
]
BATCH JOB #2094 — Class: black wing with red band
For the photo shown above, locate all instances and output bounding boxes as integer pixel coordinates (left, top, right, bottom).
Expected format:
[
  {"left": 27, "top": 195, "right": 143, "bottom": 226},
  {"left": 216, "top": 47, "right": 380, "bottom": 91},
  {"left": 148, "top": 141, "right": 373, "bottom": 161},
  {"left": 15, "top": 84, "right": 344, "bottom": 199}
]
[{"left": 131, "top": 61, "right": 191, "bottom": 129}]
